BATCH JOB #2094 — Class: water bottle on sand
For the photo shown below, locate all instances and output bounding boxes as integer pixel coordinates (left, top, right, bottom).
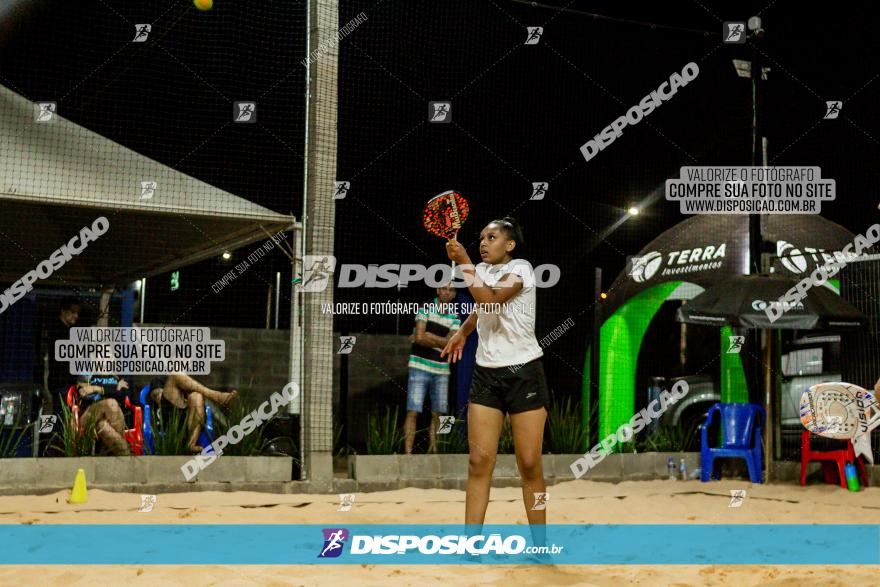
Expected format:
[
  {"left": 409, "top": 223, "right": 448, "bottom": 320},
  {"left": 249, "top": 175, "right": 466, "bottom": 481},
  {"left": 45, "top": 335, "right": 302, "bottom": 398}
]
[{"left": 845, "top": 463, "right": 860, "bottom": 492}]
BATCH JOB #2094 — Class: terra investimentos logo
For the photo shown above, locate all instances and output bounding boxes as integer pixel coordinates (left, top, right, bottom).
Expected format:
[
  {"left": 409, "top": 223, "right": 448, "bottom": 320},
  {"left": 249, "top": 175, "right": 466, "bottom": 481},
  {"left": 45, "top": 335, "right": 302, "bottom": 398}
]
[{"left": 629, "top": 243, "right": 727, "bottom": 283}]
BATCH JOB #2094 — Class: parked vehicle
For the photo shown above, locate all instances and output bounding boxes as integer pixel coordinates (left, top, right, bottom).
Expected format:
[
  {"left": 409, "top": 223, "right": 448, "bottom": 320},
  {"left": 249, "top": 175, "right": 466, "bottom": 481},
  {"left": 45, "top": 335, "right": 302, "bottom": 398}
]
[
  {"left": 779, "top": 334, "right": 841, "bottom": 453},
  {"left": 0, "top": 383, "right": 43, "bottom": 457}
]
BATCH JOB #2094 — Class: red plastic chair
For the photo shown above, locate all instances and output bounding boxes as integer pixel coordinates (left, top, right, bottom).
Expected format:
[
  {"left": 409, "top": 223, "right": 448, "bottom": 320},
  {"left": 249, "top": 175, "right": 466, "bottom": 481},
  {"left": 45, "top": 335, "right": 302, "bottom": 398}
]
[
  {"left": 123, "top": 396, "right": 144, "bottom": 455},
  {"left": 66, "top": 385, "right": 143, "bottom": 455},
  {"left": 800, "top": 430, "right": 869, "bottom": 488},
  {"left": 65, "top": 386, "right": 82, "bottom": 433}
]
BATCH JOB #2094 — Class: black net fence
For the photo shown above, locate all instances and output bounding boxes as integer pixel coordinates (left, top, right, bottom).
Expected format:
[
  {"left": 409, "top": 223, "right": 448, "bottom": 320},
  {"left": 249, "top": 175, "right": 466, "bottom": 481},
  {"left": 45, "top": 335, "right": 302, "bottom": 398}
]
[
  {"left": 0, "top": 0, "right": 305, "bottom": 464},
  {"left": 1, "top": 0, "right": 878, "bottom": 483}
]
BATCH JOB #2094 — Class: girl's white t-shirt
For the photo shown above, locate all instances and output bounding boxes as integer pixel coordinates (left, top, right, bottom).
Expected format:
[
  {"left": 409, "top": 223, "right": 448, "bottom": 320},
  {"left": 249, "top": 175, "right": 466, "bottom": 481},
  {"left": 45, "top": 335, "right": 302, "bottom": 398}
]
[{"left": 474, "top": 258, "right": 543, "bottom": 368}]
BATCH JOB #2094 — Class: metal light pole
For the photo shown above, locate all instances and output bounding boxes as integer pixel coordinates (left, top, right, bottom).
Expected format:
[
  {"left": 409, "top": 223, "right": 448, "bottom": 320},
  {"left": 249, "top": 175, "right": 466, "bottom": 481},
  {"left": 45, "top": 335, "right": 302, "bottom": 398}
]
[
  {"left": 748, "top": 15, "right": 764, "bottom": 275},
  {"left": 735, "top": 16, "right": 770, "bottom": 481},
  {"left": 590, "top": 267, "right": 602, "bottom": 451},
  {"left": 746, "top": 15, "right": 776, "bottom": 483}
]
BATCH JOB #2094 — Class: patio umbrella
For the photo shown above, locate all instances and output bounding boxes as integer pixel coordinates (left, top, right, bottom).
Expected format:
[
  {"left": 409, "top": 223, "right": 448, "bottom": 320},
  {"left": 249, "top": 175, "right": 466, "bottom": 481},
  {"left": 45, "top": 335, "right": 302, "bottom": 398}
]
[
  {"left": 675, "top": 273, "right": 866, "bottom": 483},
  {"left": 675, "top": 273, "right": 866, "bottom": 331}
]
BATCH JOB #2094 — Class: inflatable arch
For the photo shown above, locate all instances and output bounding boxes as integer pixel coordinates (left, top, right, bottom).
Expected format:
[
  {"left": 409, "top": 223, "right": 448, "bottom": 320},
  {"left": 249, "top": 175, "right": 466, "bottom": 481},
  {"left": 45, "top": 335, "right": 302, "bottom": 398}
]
[
  {"left": 581, "top": 280, "right": 749, "bottom": 450},
  {"left": 581, "top": 278, "right": 840, "bottom": 452},
  {"left": 579, "top": 214, "right": 855, "bottom": 453}
]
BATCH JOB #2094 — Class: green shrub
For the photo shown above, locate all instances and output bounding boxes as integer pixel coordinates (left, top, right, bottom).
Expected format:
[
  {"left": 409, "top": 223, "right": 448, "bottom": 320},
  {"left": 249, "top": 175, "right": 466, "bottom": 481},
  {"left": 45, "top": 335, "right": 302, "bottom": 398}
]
[
  {"left": 366, "top": 406, "right": 404, "bottom": 455},
  {"left": 152, "top": 403, "right": 189, "bottom": 455},
  {"left": 545, "top": 394, "right": 588, "bottom": 454},
  {"left": 333, "top": 421, "right": 351, "bottom": 457},
  {"left": 435, "top": 416, "right": 468, "bottom": 454},
  {"left": 216, "top": 401, "right": 270, "bottom": 456},
  {"left": 0, "top": 412, "right": 30, "bottom": 458},
  {"left": 637, "top": 420, "right": 701, "bottom": 452},
  {"left": 619, "top": 440, "right": 637, "bottom": 453},
  {"left": 498, "top": 415, "right": 514, "bottom": 454},
  {"left": 55, "top": 403, "right": 97, "bottom": 457}
]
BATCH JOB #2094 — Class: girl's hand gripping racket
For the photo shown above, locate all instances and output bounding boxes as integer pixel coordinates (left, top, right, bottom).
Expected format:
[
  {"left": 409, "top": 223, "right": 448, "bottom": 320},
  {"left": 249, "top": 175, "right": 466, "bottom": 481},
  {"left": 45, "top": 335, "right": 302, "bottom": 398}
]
[{"left": 423, "top": 190, "right": 469, "bottom": 268}]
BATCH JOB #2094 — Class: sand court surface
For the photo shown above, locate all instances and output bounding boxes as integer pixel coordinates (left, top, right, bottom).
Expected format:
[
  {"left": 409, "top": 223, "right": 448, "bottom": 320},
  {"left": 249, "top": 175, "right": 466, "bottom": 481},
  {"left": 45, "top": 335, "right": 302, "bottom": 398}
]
[{"left": 0, "top": 479, "right": 876, "bottom": 585}]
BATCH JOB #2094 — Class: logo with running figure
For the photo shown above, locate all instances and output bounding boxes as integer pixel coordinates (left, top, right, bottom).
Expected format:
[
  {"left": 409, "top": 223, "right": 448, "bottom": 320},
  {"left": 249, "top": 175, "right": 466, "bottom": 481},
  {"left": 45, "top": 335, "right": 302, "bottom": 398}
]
[
  {"left": 530, "top": 182, "right": 548, "bottom": 200},
  {"left": 525, "top": 27, "right": 543, "bottom": 45},
  {"left": 338, "top": 493, "right": 356, "bottom": 512},
  {"left": 299, "top": 255, "right": 337, "bottom": 292},
  {"left": 140, "top": 181, "right": 157, "bottom": 200},
  {"left": 429, "top": 101, "right": 451, "bottom": 123},
  {"left": 133, "top": 24, "right": 151, "bottom": 42},
  {"left": 35, "top": 102, "right": 57, "bottom": 123},
  {"left": 318, "top": 528, "right": 349, "bottom": 558},
  {"left": 727, "top": 335, "right": 745, "bottom": 354},
  {"left": 138, "top": 494, "right": 157, "bottom": 512},
  {"left": 337, "top": 336, "right": 356, "bottom": 354},
  {"left": 333, "top": 181, "right": 350, "bottom": 200},
  {"left": 531, "top": 492, "right": 548, "bottom": 510},
  {"left": 233, "top": 101, "right": 257, "bottom": 123},
  {"left": 723, "top": 22, "right": 746, "bottom": 44},
  {"left": 437, "top": 416, "right": 455, "bottom": 434},
  {"left": 39, "top": 415, "right": 57, "bottom": 433},
  {"left": 728, "top": 489, "right": 746, "bottom": 508},
  {"left": 824, "top": 101, "right": 842, "bottom": 120}
]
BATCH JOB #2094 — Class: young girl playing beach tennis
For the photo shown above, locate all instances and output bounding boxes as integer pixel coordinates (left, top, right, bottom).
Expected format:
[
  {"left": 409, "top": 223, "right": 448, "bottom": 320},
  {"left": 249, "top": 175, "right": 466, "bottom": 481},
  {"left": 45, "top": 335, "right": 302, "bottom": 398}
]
[{"left": 441, "top": 216, "right": 550, "bottom": 540}]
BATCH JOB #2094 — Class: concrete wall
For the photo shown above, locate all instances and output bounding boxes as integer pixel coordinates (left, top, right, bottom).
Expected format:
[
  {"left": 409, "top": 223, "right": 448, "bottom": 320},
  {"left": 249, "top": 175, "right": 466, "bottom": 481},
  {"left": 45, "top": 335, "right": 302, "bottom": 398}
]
[
  {"left": 0, "top": 456, "right": 293, "bottom": 495},
  {"left": 348, "top": 453, "right": 880, "bottom": 492},
  {"left": 349, "top": 453, "right": 704, "bottom": 491},
  {"left": 340, "top": 333, "right": 412, "bottom": 446},
  {"left": 5, "top": 453, "right": 878, "bottom": 495}
]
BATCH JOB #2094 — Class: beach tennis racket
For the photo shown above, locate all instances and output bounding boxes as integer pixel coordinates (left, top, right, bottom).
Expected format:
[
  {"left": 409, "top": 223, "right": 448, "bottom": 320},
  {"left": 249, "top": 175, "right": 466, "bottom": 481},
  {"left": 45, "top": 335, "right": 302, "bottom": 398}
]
[
  {"left": 423, "top": 190, "right": 469, "bottom": 267},
  {"left": 800, "top": 382, "right": 880, "bottom": 464}
]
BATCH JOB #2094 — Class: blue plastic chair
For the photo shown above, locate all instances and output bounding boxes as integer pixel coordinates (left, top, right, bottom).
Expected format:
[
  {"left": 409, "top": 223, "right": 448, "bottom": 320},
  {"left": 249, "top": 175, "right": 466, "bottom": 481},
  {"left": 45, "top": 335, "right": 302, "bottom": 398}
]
[
  {"left": 139, "top": 386, "right": 155, "bottom": 455},
  {"left": 138, "top": 385, "right": 215, "bottom": 455},
  {"left": 201, "top": 405, "right": 215, "bottom": 453},
  {"left": 700, "top": 403, "right": 765, "bottom": 484}
]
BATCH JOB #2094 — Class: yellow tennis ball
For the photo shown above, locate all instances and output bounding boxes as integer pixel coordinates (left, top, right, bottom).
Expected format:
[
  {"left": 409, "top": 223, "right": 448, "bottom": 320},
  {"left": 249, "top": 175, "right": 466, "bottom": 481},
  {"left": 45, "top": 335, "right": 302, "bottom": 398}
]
[{"left": 194, "top": 0, "right": 213, "bottom": 10}]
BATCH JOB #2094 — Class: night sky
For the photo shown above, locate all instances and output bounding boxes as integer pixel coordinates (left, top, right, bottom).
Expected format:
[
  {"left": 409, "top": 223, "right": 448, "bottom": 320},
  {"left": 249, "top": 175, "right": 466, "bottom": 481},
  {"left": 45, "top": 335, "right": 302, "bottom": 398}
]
[{"left": 3, "top": 0, "right": 880, "bottom": 398}]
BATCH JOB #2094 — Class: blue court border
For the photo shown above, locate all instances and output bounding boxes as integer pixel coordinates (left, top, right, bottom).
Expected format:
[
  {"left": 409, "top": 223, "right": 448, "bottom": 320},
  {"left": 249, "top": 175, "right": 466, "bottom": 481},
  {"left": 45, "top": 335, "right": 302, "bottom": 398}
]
[{"left": 2, "top": 524, "right": 878, "bottom": 565}]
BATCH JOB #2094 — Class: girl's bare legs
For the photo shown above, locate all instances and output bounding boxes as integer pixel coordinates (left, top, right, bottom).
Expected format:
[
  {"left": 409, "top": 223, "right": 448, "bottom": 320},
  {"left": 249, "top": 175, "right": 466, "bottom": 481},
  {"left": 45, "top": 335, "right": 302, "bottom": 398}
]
[
  {"left": 83, "top": 400, "right": 131, "bottom": 456},
  {"left": 465, "top": 403, "right": 504, "bottom": 528},
  {"left": 185, "top": 392, "right": 206, "bottom": 453},
  {"left": 95, "top": 420, "right": 131, "bottom": 455},
  {"left": 95, "top": 399, "right": 127, "bottom": 435},
  {"left": 510, "top": 406, "right": 548, "bottom": 547},
  {"left": 161, "top": 373, "right": 237, "bottom": 409}
]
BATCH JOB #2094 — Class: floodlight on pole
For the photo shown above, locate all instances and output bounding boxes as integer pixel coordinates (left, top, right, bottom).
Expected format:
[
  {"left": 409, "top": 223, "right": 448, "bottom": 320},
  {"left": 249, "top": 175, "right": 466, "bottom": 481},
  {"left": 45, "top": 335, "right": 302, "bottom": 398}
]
[
  {"left": 748, "top": 16, "right": 763, "bottom": 36},
  {"left": 627, "top": 206, "right": 640, "bottom": 216},
  {"left": 732, "top": 58, "right": 769, "bottom": 80}
]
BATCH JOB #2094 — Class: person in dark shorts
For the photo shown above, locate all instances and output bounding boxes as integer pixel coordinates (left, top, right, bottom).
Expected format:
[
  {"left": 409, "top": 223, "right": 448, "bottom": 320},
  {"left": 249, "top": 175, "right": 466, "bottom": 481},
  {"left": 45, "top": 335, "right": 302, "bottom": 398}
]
[
  {"left": 74, "top": 372, "right": 132, "bottom": 455},
  {"left": 42, "top": 297, "right": 81, "bottom": 417},
  {"left": 146, "top": 373, "right": 238, "bottom": 453},
  {"left": 442, "top": 216, "right": 550, "bottom": 553}
]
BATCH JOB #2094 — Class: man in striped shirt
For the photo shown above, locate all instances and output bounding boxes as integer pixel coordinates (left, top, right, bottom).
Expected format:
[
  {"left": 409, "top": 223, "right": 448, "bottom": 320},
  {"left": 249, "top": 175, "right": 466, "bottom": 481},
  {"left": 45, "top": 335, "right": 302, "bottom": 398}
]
[{"left": 404, "top": 283, "right": 460, "bottom": 454}]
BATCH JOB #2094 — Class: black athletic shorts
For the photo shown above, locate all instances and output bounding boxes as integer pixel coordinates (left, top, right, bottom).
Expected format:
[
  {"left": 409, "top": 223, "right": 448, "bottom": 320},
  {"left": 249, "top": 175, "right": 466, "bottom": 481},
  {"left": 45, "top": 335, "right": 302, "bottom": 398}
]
[{"left": 469, "top": 357, "right": 550, "bottom": 414}]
